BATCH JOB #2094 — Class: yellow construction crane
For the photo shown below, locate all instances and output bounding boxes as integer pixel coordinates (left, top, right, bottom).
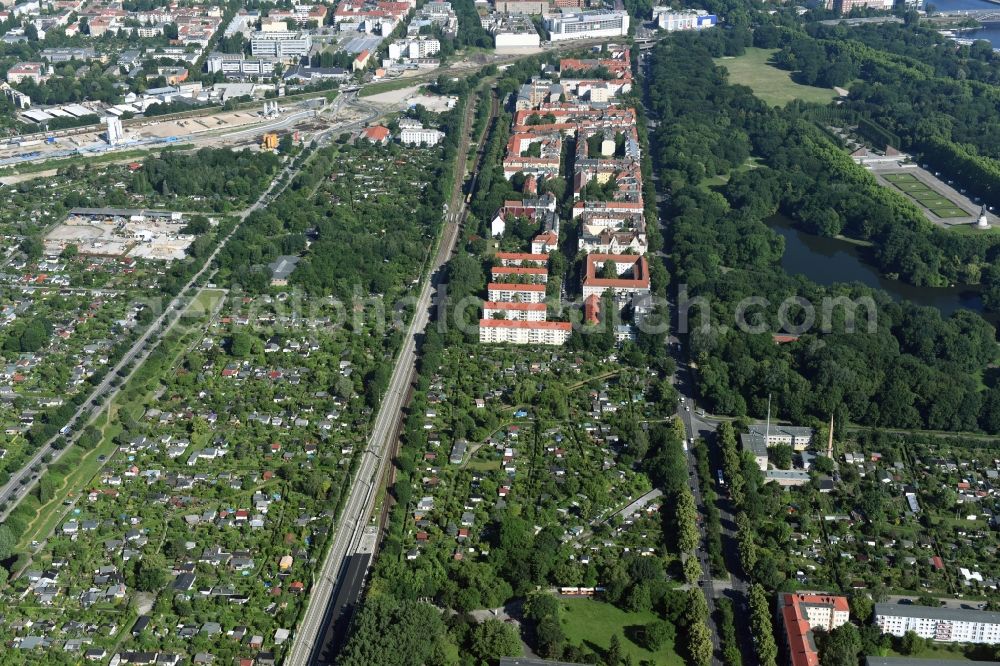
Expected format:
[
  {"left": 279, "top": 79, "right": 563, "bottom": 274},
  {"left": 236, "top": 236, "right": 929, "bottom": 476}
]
[{"left": 261, "top": 133, "right": 278, "bottom": 150}]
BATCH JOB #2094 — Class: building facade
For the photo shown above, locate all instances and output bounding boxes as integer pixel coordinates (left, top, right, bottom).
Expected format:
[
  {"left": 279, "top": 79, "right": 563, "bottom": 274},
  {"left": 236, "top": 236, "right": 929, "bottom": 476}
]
[
  {"left": 874, "top": 605, "right": 1000, "bottom": 645},
  {"left": 779, "top": 593, "right": 850, "bottom": 666},
  {"left": 479, "top": 319, "right": 572, "bottom": 345},
  {"left": 545, "top": 11, "right": 629, "bottom": 41},
  {"left": 249, "top": 31, "right": 312, "bottom": 59}
]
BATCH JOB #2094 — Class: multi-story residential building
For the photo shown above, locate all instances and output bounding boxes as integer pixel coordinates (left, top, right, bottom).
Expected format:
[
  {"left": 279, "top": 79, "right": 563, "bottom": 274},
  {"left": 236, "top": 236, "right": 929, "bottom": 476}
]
[
  {"left": 874, "top": 605, "right": 1000, "bottom": 645},
  {"left": 482, "top": 302, "right": 548, "bottom": 322},
  {"left": 400, "top": 125, "right": 446, "bottom": 146},
  {"left": 407, "top": 1, "right": 458, "bottom": 36},
  {"left": 503, "top": 132, "right": 562, "bottom": 179},
  {"left": 487, "top": 283, "right": 547, "bottom": 304},
  {"left": 249, "top": 31, "right": 312, "bottom": 59},
  {"left": 825, "top": 0, "right": 893, "bottom": 12},
  {"left": 495, "top": 252, "right": 549, "bottom": 267},
  {"left": 479, "top": 319, "right": 572, "bottom": 345},
  {"left": 6, "top": 61, "right": 46, "bottom": 84},
  {"left": 581, "top": 254, "right": 651, "bottom": 302},
  {"left": 496, "top": 0, "right": 549, "bottom": 13},
  {"left": 39, "top": 47, "right": 97, "bottom": 62},
  {"left": 266, "top": 4, "right": 328, "bottom": 26},
  {"left": 545, "top": 10, "right": 629, "bottom": 41},
  {"left": 388, "top": 36, "right": 440, "bottom": 60},
  {"left": 779, "top": 593, "right": 851, "bottom": 666},
  {"left": 491, "top": 266, "right": 549, "bottom": 284}
]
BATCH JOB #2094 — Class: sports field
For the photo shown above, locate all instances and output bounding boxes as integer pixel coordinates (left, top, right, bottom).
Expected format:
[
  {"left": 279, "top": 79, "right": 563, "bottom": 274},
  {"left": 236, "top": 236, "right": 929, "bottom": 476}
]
[
  {"left": 882, "top": 172, "right": 970, "bottom": 219},
  {"left": 715, "top": 48, "right": 838, "bottom": 107}
]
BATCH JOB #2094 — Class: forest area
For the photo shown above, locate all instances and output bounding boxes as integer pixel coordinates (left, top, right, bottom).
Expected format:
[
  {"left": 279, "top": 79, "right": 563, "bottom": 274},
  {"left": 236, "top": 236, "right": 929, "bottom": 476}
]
[{"left": 646, "top": 32, "right": 1000, "bottom": 433}]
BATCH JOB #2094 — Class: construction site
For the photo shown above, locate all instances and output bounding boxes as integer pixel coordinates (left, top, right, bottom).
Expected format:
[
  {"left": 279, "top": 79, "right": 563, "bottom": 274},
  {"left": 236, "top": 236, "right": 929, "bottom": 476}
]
[{"left": 44, "top": 207, "right": 201, "bottom": 262}]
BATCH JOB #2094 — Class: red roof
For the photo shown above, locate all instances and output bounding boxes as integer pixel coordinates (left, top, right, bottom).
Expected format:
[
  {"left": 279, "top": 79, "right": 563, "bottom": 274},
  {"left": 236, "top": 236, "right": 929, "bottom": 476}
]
[
  {"left": 583, "top": 254, "right": 650, "bottom": 289},
  {"left": 584, "top": 294, "right": 601, "bottom": 325},
  {"left": 362, "top": 125, "right": 389, "bottom": 142},
  {"left": 779, "top": 593, "right": 849, "bottom": 666}
]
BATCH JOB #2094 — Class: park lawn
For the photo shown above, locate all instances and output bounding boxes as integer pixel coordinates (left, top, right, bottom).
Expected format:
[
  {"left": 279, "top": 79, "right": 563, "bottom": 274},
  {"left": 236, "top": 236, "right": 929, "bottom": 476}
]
[
  {"left": 883, "top": 172, "right": 918, "bottom": 182},
  {"left": 715, "top": 48, "right": 837, "bottom": 107},
  {"left": 17, "top": 413, "right": 122, "bottom": 550},
  {"left": 931, "top": 207, "right": 970, "bottom": 218},
  {"left": 560, "top": 598, "right": 685, "bottom": 665},
  {"left": 894, "top": 182, "right": 931, "bottom": 193},
  {"left": 189, "top": 288, "right": 227, "bottom": 316}
]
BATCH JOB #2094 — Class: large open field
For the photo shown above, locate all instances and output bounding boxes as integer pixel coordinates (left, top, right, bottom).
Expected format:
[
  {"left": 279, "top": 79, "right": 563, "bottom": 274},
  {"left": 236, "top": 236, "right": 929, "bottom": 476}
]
[
  {"left": 560, "top": 598, "right": 685, "bottom": 664},
  {"left": 715, "top": 48, "right": 838, "bottom": 107}
]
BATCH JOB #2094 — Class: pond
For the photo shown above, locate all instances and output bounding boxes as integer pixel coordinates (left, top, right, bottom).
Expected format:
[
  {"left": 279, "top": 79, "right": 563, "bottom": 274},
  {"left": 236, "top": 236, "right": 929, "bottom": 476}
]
[{"left": 768, "top": 215, "right": 985, "bottom": 317}]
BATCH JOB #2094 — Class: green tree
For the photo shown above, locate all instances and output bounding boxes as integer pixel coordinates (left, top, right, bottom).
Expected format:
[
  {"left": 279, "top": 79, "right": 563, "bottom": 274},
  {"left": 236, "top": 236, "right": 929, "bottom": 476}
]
[
  {"left": 642, "top": 620, "right": 675, "bottom": 651},
  {"left": 899, "top": 630, "right": 926, "bottom": 656},
  {"left": 470, "top": 619, "right": 522, "bottom": 662},
  {"left": 605, "top": 633, "right": 624, "bottom": 666},
  {"left": 133, "top": 555, "right": 166, "bottom": 592},
  {"left": 816, "top": 623, "right": 862, "bottom": 666}
]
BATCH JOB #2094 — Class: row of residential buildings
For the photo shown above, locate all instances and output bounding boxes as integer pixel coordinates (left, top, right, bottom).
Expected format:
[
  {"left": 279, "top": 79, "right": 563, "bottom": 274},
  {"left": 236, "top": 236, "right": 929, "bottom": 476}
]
[
  {"left": 778, "top": 591, "right": 1000, "bottom": 666},
  {"left": 481, "top": 46, "right": 651, "bottom": 346}
]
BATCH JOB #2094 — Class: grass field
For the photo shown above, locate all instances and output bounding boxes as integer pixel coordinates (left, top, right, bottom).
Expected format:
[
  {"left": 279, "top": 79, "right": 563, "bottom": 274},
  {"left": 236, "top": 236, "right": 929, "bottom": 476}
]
[
  {"left": 715, "top": 48, "right": 837, "bottom": 107},
  {"left": 931, "top": 207, "right": 970, "bottom": 218},
  {"left": 17, "top": 412, "right": 122, "bottom": 550},
  {"left": 560, "top": 598, "right": 685, "bottom": 664},
  {"left": 360, "top": 77, "right": 424, "bottom": 98},
  {"left": 882, "top": 173, "right": 971, "bottom": 219}
]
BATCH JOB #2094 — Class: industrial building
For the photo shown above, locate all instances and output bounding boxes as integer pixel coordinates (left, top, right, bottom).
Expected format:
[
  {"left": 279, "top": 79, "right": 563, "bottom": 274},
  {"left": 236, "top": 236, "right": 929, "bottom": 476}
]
[{"left": 651, "top": 7, "right": 717, "bottom": 31}]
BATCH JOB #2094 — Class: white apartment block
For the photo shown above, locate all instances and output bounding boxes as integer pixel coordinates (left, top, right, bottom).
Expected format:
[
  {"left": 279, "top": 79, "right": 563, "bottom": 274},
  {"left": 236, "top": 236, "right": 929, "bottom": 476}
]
[
  {"left": 388, "top": 37, "right": 440, "bottom": 60},
  {"left": 874, "top": 604, "right": 1000, "bottom": 644},
  {"left": 482, "top": 301, "right": 548, "bottom": 322},
  {"left": 487, "top": 283, "right": 547, "bottom": 303},
  {"left": 545, "top": 11, "right": 629, "bottom": 41},
  {"left": 479, "top": 319, "right": 572, "bottom": 345},
  {"left": 400, "top": 126, "right": 446, "bottom": 146},
  {"left": 250, "top": 31, "right": 312, "bottom": 59}
]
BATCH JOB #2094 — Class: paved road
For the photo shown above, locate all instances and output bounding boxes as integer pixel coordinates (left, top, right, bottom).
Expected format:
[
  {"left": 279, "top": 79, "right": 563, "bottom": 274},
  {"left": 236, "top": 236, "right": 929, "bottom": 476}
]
[
  {"left": 0, "top": 93, "right": 381, "bottom": 523},
  {"left": 639, "top": 45, "right": 753, "bottom": 666},
  {"left": 284, "top": 85, "right": 489, "bottom": 666}
]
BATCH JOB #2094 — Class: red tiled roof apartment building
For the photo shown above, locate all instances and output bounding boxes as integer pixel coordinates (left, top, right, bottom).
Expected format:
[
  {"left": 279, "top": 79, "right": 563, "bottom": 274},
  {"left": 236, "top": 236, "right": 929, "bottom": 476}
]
[
  {"left": 778, "top": 593, "right": 850, "bottom": 666},
  {"left": 581, "top": 253, "right": 651, "bottom": 300}
]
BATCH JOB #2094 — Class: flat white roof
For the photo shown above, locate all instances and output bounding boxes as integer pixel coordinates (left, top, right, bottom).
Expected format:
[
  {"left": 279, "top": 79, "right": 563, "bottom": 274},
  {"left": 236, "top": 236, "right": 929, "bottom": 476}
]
[
  {"left": 62, "top": 103, "right": 93, "bottom": 117},
  {"left": 45, "top": 108, "right": 71, "bottom": 117},
  {"left": 22, "top": 109, "right": 52, "bottom": 121}
]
